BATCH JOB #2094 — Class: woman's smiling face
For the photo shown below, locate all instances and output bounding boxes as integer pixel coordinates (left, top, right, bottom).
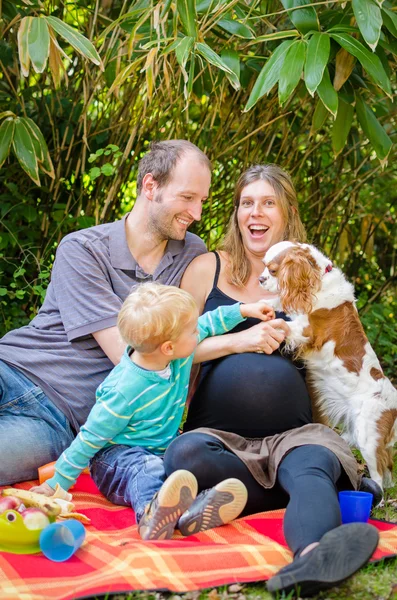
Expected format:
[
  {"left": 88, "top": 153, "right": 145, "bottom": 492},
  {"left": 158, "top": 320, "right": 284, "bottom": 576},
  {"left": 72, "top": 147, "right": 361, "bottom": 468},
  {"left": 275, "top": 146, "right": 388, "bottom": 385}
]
[{"left": 237, "top": 179, "right": 286, "bottom": 257}]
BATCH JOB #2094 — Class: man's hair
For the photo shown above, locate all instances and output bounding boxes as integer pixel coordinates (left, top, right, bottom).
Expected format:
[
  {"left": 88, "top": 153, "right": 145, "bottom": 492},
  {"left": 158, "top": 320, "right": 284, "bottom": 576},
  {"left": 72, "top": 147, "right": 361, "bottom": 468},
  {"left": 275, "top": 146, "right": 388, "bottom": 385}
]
[
  {"left": 117, "top": 282, "right": 198, "bottom": 353},
  {"left": 136, "top": 140, "right": 212, "bottom": 194}
]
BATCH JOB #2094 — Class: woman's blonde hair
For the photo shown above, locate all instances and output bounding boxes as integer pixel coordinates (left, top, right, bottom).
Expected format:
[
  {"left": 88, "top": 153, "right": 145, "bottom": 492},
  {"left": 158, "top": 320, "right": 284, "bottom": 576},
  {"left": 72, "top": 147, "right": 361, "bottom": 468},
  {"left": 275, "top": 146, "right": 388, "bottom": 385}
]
[
  {"left": 118, "top": 283, "right": 198, "bottom": 353},
  {"left": 221, "top": 164, "right": 307, "bottom": 287}
]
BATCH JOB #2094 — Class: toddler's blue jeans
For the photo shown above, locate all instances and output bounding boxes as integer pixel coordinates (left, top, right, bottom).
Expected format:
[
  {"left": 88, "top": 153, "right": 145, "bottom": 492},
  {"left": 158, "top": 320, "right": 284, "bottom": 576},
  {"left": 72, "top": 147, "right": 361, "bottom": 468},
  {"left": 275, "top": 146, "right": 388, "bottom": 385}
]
[{"left": 90, "top": 444, "right": 166, "bottom": 522}]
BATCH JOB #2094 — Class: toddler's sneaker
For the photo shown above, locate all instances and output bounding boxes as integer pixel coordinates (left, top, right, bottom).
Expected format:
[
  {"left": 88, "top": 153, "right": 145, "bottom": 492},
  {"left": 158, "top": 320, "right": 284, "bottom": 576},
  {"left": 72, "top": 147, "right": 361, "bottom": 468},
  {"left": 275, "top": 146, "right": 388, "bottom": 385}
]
[
  {"left": 178, "top": 478, "right": 248, "bottom": 536},
  {"left": 138, "top": 470, "right": 198, "bottom": 540}
]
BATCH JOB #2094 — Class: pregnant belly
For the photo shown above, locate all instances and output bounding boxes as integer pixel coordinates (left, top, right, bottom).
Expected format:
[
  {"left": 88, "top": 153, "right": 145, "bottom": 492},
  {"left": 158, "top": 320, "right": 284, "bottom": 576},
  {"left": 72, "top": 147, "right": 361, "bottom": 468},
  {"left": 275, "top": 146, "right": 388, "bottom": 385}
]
[{"left": 184, "top": 352, "right": 313, "bottom": 438}]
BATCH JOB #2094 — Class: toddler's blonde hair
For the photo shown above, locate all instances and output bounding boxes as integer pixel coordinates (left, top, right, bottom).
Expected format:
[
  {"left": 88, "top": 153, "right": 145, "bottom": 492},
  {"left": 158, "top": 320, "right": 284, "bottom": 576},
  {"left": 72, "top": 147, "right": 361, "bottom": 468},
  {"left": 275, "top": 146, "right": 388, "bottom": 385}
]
[{"left": 117, "top": 283, "right": 198, "bottom": 353}]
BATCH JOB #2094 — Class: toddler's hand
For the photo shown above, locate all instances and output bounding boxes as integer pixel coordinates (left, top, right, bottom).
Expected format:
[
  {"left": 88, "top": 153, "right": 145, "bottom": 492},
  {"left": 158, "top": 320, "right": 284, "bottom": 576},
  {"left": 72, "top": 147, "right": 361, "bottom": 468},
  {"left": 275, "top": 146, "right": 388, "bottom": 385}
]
[
  {"left": 30, "top": 482, "right": 55, "bottom": 497},
  {"left": 240, "top": 300, "right": 276, "bottom": 321}
]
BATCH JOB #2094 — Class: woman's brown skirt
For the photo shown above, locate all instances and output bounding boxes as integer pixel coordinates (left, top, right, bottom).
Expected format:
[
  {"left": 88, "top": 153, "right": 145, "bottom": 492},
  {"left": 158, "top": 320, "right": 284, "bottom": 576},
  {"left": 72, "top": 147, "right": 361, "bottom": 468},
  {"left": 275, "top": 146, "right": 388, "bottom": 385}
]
[{"left": 182, "top": 423, "right": 360, "bottom": 489}]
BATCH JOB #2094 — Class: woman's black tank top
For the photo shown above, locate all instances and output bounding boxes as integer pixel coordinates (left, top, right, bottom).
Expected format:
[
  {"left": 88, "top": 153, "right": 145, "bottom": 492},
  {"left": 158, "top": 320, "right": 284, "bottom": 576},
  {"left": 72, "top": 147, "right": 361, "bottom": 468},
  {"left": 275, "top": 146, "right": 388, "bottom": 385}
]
[{"left": 183, "top": 252, "right": 312, "bottom": 437}]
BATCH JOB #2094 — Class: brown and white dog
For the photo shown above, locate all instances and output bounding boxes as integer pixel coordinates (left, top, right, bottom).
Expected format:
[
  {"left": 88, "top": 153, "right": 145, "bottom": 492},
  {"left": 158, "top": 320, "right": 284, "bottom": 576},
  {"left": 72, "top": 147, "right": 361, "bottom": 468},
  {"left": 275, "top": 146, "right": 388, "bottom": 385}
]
[{"left": 260, "top": 241, "right": 397, "bottom": 490}]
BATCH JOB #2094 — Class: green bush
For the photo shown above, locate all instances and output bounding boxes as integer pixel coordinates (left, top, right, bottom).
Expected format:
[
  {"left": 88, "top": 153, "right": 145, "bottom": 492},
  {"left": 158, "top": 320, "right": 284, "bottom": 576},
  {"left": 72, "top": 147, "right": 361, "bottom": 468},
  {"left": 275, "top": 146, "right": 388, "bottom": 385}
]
[{"left": 0, "top": 0, "right": 396, "bottom": 378}]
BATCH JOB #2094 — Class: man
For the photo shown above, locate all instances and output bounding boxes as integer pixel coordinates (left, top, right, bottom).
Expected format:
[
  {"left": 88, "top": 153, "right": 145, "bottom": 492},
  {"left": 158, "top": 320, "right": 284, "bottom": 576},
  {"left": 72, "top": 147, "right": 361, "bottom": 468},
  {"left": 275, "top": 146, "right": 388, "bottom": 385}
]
[{"left": 0, "top": 140, "right": 211, "bottom": 485}]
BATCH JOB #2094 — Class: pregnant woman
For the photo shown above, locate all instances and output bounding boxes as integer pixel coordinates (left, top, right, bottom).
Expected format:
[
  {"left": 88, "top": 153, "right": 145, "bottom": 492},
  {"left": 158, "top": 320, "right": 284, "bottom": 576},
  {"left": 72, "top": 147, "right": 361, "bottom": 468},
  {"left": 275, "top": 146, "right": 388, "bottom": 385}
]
[{"left": 164, "top": 164, "right": 379, "bottom": 597}]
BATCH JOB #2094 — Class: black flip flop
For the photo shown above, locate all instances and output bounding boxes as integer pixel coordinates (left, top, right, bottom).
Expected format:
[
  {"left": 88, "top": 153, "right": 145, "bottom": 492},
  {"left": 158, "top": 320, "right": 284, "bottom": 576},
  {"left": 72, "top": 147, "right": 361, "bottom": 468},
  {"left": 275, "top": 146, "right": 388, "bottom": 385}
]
[{"left": 267, "top": 522, "right": 379, "bottom": 598}]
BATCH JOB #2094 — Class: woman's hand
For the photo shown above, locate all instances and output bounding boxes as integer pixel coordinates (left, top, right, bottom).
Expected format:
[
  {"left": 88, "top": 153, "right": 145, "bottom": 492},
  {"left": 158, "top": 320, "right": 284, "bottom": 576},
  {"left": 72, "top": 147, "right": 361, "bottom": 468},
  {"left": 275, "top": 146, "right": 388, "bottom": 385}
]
[
  {"left": 234, "top": 318, "right": 290, "bottom": 355},
  {"left": 193, "top": 317, "right": 291, "bottom": 363},
  {"left": 240, "top": 300, "right": 275, "bottom": 322},
  {"left": 30, "top": 482, "right": 55, "bottom": 497}
]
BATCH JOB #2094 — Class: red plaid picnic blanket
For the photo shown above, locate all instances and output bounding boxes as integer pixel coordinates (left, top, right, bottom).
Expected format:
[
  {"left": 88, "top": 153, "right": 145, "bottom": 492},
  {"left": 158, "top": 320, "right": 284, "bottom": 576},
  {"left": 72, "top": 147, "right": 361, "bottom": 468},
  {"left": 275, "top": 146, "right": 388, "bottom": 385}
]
[{"left": 1, "top": 475, "right": 396, "bottom": 600}]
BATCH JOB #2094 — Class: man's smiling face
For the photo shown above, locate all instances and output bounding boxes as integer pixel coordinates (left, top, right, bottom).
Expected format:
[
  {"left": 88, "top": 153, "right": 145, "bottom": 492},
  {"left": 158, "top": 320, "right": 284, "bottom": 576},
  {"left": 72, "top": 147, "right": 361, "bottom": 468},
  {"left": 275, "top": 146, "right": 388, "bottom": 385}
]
[{"left": 148, "top": 152, "right": 211, "bottom": 241}]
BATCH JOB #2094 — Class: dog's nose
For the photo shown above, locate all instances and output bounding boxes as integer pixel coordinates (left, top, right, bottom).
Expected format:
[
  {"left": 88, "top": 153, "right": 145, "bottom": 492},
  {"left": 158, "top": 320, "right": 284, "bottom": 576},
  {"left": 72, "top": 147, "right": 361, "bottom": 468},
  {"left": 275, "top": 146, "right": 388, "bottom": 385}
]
[{"left": 259, "top": 275, "right": 267, "bottom": 284}]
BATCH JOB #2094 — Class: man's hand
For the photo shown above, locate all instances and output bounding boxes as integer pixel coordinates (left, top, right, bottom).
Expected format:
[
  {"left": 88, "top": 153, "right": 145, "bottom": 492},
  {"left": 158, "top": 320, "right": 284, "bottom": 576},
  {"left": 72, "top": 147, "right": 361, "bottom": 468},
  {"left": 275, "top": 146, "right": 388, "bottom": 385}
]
[
  {"left": 240, "top": 300, "right": 276, "bottom": 322},
  {"left": 30, "top": 482, "right": 55, "bottom": 497}
]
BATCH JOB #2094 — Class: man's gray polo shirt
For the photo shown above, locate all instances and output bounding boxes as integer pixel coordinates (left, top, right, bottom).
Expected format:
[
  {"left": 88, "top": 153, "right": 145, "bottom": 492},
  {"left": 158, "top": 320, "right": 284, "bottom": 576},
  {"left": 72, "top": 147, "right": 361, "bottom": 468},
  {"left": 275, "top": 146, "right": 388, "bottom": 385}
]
[{"left": 0, "top": 214, "right": 207, "bottom": 431}]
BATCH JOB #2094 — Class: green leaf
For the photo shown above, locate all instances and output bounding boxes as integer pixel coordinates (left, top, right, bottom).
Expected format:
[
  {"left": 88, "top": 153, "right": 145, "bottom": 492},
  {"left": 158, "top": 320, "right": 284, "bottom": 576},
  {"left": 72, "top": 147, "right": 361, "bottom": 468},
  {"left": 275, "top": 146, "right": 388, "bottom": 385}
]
[
  {"left": 101, "top": 163, "right": 114, "bottom": 176},
  {"left": 177, "top": 0, "right": 197, "bottom": 38},
  {"left": 0, "top": 118, "right": 15, "bottom": 169},
  {"left": 317, "top": 66, "right": 338, "bottom": 118},
  {"left": 21, "top": 206, "right": 37, "bottom": 223},
  {"left": 0, "top": 111, "right": 15, "bottom": 120},
  {"left": 14, "top": 267, "right": 26, "bottom": 278},
  {"left": 355, "top": 93, "right": 392, "bottom": 165},
  {"left": 12, "top": 118, "right": 40, "bottom": 186},
  {"left": 142, "top": 38, "right": 175, "bottom": 51},
  {"left": 32, "top": 285, "right": 46, "bottom": 300},
  {"left": 18, "top": 16, "right": 32, "bottom": 76},
  {"left": 19, "top": 118, "right": 45, "bottom": 164},
  {"left": 20, "top": 117, "right": 55, "bottom": 178},
  {"left": 327, "top": 25, "right": 360, "bottom": 34},
  {"left": 89, "top": 166, "right": 101, "bottom": 180},
  {"left": 175, "top": 36, "right": 194, "bottom": 81},
  {"left": 221, "top": 49, "right": 240, "bottom": 81},
  {"left": 382, "top": 8, "right": 397, "bottom": 38},
  {"left": 187, "top": 49, "right": 196, "bottom": 96},
  {"left": 280, "top": 0, "right": 319, "bottom": 34},
  {"left": 45, "top": 16, "right": 102, "bottom": 68},
  {"left": 98, "top": 8, "right": 147, "bottom": 40},
  {"left": 304, "top": 32, "right": 330, "bottom": 96},
  {"left": 378, "top": 36, "right": 397, "bottom": 57},
  {"left": 120, "top": 9, "right": 152, "bottom": 38},
  {"left": 217, "top": 18, "right": 254, "bottom": 39},
  {"left": 248, "top": 30, "right": 300, "bottom": 44},
  {"left": 160, "top": 0, "right": 173, "bottom": 18},
  {"left": 330, "top": 33, "right": 391, "bottom": 97},
  {"left": 196, "top": 42, "right": 240, "bottom": 90},
  {"left": 162, "top": 37, "right": 185, "bottom": 57},
  {"left": 279, "top": 40, "right": 306, "bottom": 105},
  {"left": 311, "top": 99, "right": 329, "bottom": 133},
  {"left": 244, "top": 40, "right": 295, "bottom": 111},
  {"left": 28, "top": 17, "right": 50, "bottom": 73},
  {"left": 375, "top": 44, "right": 391, "bottom": 77},
  {"left": 196, "top": 0, "right": 214, "bottom": 13},
  {"left": 332, "top": 98, "right": 354, "bottom": 155},
  {"left": 0, "top": 288, "right": 7, "bottom": 297},
  {"left": 352, "top": 0, "right": 382, "bottom": 51},
  {"left": 107, "top": 56, "right": 145, "bottom": 95}
]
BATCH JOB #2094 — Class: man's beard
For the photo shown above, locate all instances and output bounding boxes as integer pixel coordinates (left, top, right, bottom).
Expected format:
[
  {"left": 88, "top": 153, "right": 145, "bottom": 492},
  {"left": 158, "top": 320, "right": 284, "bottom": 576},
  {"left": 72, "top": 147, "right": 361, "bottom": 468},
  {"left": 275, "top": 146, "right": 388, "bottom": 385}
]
[{"left": 149, "top": 191, "right": 185, "bottom": 241}]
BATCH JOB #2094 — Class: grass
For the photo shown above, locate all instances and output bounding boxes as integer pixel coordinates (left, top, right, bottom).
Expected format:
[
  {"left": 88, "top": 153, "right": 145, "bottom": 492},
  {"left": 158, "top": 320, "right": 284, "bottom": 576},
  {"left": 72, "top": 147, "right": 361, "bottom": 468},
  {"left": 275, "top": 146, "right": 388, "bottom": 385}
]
[{"left": 88, "top": 467, "right": 397, "bottom": 600}]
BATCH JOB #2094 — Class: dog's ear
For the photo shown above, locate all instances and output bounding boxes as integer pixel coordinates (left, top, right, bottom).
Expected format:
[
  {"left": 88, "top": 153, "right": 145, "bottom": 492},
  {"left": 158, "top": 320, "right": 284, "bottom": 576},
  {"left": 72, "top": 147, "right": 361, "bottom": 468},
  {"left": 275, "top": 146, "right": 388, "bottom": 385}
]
[{"left": 278, "top": 247, "right": 322, "bottom": 314}]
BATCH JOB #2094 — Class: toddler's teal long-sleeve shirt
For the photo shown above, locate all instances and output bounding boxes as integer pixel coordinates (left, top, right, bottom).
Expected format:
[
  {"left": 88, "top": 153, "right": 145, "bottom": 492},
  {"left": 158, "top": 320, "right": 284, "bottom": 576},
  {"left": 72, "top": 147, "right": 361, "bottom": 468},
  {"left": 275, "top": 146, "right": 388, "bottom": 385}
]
[{"left": 47, "top": 302, "right": 244, "bottom": 491}]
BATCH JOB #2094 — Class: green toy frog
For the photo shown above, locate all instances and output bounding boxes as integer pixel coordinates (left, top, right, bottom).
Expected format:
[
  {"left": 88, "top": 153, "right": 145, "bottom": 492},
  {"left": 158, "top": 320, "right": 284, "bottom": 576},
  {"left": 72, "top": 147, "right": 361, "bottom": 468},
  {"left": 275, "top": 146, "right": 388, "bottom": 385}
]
[{"left": 0, "top": 503, "right": 53, "bottom": 555}]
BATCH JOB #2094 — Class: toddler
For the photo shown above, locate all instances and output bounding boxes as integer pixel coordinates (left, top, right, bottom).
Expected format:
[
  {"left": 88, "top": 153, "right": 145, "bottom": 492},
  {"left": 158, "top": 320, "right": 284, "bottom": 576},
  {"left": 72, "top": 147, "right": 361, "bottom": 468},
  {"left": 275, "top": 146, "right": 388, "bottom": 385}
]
[{"left": 32, "top": 283, "right": 274, "bottom": 539}]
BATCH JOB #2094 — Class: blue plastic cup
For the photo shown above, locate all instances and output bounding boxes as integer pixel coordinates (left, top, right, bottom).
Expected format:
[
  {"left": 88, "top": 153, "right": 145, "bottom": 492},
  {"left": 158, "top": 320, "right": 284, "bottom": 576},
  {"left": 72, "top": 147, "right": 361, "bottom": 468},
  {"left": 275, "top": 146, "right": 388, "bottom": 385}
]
[
  {"left": 338, "top": 491, "right": 373, "bottom": 524},
  {"left": 39, "top": 519, "right": 86, "bottom": 562}
]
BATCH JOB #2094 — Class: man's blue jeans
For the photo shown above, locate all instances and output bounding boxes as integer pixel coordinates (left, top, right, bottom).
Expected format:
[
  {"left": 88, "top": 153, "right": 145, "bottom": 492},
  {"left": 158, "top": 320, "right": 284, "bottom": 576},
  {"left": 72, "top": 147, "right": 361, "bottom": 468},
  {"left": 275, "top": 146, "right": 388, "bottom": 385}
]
[
  {"left": 0, "top": 360, "right": 75, "bottom": 485},
  {"left": 90, "top": 444, "right": 166, "bottom": 522}
]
